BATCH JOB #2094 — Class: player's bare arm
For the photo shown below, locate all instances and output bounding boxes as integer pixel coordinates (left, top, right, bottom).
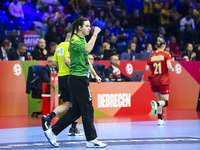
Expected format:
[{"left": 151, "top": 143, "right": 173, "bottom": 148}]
[{"left": 166, "top": 60, "right": 174, "bottom": 72}]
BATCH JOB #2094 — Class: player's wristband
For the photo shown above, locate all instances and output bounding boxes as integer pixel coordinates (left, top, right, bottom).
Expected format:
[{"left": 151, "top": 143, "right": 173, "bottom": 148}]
[{"left": 93, "top": 34, "right": 97, "bottom": 37}]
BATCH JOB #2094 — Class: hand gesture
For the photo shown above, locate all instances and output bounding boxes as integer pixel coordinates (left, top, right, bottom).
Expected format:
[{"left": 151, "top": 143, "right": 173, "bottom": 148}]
[
  {"left": 95, "top": 75, "right": 101, "bottom": 83},
  {"left": 94, "top": 26, "right": 101, "bottom": 35},
  {"left": 191, "top": 52, "right": 196, "bottom": 59},
  {"left": 169, "top": 67, "right": 174, "bottom": 72}
]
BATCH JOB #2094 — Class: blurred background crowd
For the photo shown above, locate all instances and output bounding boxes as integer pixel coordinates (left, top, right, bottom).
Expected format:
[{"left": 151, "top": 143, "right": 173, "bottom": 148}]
[{"left": 0, "top": 0, "right": 200, "bottom": 61}]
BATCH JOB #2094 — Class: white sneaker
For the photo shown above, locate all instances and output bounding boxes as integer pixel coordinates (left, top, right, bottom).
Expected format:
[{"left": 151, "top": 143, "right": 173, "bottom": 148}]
[
  {"left": 157, "top": 119, "right": 165, "bottom": 126},
  {"left": 44, "top": 128, "right": 59, "bottom": 147},
  {"left": 150, "top": 100, "right": 157, "bottom": 116},
  {"left": 86, "top": 139, "right": 107, "bottom": 148}
]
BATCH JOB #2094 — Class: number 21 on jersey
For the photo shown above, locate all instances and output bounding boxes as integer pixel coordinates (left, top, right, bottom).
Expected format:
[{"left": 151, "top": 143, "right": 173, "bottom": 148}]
[{"left": 153, "top": 62, "right": 161, "bottom": 74}]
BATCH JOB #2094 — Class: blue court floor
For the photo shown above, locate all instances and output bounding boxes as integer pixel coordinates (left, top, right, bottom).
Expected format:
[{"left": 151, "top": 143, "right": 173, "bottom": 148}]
[{"left": 0, "top": 119, "right": 200, "bottom": 150}]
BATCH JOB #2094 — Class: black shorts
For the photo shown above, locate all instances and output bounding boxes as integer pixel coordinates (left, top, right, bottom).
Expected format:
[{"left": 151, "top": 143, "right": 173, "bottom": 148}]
[{"left": 58, "top": 75, "right": 72, "bottom": 102}]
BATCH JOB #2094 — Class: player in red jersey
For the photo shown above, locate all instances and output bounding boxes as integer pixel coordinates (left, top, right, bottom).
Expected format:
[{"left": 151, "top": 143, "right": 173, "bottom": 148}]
[{"left": 146, "top": 37, "right": 174, "bottom": 125}]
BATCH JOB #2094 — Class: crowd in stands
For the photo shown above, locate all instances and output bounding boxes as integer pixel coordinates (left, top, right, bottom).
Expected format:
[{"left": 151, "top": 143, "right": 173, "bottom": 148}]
[{"left": 0, "top": 0, "right": 200, "bottom": 62}]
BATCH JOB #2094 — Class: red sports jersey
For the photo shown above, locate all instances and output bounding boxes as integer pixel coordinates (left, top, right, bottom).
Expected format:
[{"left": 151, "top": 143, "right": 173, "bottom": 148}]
[{"left": 147, "top": 50, "right": 172, "bottom": 86}]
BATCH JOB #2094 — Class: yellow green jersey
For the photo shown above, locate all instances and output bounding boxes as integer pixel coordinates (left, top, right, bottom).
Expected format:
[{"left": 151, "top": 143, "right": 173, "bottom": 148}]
[{"left": 53, "top": 41, "right": 70, "bottom": 77}]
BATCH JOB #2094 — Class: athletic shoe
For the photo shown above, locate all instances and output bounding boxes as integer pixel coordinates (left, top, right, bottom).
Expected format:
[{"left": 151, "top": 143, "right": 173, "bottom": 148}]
[
  {"left": 44, "top": 128, "right": 59, "bottom": 147},
  {"left": 41, "top": 114, "right": 51, "bottom": 131},
  {"left": 86, "top": 139, "right": 107, "bottom": 148},
  {"left": 68, "top": 127, "right": 84, "bottom": 136},
  {"left": 150, "top": 100, "right": 157, "bottom": 116},
  {"left": 157, "top": 119, "right": 165, "bottom": 126}
]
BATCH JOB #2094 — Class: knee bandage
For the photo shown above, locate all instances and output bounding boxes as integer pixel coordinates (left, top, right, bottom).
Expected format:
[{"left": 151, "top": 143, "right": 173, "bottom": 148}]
[{"left": 163, "top": 100, "right": 168, "bottom": 107}]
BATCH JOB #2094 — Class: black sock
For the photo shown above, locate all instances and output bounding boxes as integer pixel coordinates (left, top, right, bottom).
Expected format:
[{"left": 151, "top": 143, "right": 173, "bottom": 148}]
[
  {"left": 49, "top": 112, "right": 56, "bottom": 120},
  {"left": 158, "top": 114, "right": 162, "bottom": 120},
  {"left": 71, "top": 122, "right": 77, "bottom": 129},
  {"left": 157, "top": 102, "right": 160, "bottom": 106}
]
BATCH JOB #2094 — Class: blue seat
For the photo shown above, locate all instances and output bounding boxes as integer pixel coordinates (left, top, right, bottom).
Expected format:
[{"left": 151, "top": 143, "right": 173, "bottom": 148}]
[
  {"left": 16, "top": 20, "right": 26, "bottom": 25},
  {"left": 4, "top": 19, "right": 14, "bottom": 25},
  {"left": 26, "top": 20, "right": 34, "bottom": 29},
  {"left": 93, "top": 64, "right": 106, "bottom": 75},
  {"left": 26, "top": 65, "right": 45, "bottom": 117},
  {"left": 3, "top": 19, "right": 17, "bottom": 30},
  {"left": 3, "top": 1, "right": 10, "bottom": 7},
  {"left": 26, "top": 65, "right": 44, "bottom": 94},
  {"left": 0, "top": 15, "right": 8, "bottom": 21},
  {"left": 15, "top": 20, "right": 28, "bottom": 30},
  {"left": 0, "top": 10, "right": 6, "bottom": 15}
]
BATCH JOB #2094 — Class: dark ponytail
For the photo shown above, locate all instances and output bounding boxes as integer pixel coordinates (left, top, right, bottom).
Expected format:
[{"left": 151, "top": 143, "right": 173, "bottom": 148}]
[
  {"left": 71, "top": 21, "right": 76, "bottom": 38},
  {"left": 70, "top": 17, "right": 89, "bottom": 39},
  {"left": 157, "top": 37, "right": 166, "bottom": 48}
]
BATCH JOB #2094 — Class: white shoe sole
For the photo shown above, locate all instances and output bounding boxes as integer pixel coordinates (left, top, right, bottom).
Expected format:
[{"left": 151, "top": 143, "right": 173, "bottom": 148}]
[
  {"left": 44, "top": 131, "right": 59, "bottom": 147},
  {"left": 86, "top": 145, "right": 107, "bottom": 148}
]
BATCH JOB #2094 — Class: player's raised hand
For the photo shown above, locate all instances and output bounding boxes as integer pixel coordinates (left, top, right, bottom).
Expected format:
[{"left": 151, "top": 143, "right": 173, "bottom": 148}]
[{"left": 94, "top": 27, "right": 101, "bottom": 35}]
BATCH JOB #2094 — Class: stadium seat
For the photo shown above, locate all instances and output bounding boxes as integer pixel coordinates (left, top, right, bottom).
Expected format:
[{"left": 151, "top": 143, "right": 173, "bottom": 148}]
[{"left": 0, "top": 10, "right": 6, "bottom": 15}]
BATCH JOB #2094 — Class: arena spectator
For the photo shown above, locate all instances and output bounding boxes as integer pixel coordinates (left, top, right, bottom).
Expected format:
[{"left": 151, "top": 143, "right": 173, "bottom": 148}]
[
  {"left": 36, "top": 0, "right": 60, "bottom": 12},
  {"left": 143, "top": 43, "right": 153, "bottom": 53},
  {"left": 23, "top": 0, "right": 40, "bottom": 20},
  {"left": 94, "top": 10, "right": 106, "bottom": 29},
  {"left": 104, "top": 55, "right": 135, "bottom": 81},
  {"left": 42, "top": 5, "right": 56, "bottom": 24},
  {"left": 190, "top": 0, "right": 197, "bottom": 9},
  {"left": 109, "top": 35, "right": 118, "bottom": 50},
  {"left": 0, "top": 40, "right": 12, "bottom": 61},
  {"left": 119, "top": 9, "right": 128, "bottom": 29},
  {"left": 100, "top": 42, "right": 110, "bottom": 55},
  {"left": 47, "top": 42, "right": 57, "bottom": 57},
  {"left": 179, "top": 0, "right": 191, "bottom": 17},
  {"left": 170, "top": 5, "right": 181, "bottom": 23},
  {"left": 86, "top": 9, "right": 96, "bottom": 26},
  {"left": 128, "top": 9, "right": 143, "bottom": 29},
  {"left": 168, "top": 36, "right": 182, "bottom": 57},
  {"left": 193, "top": 44, "right": 200, "bottom": 60},
  {"left": 110, "top": 0, "right": 119, "bottom": 19},
  {"left": 180, "top": 12, "right": 195, "bottom": 44},
  {"left": 36, "top": 56, "right": 58, "bottom": 96},
  {"left": 57, "top": 17, "right": 67, "bottom": 41},
  {"left": 160, "top": 2, "right": 178, "bottom": 38},
  {"left": 193, "top": 3, "right": 200, "bottom": 25},
  {"left": 160, "top": 2, "right": 171, "bottom": 25},
  {"left": 113, "top": 19, "right": 128, "bottom": 42},
  {"left": 100, "top": 29, "right": 110, "bottom": 46},
  {"left": 31, "top": 38, "right": 48, "bottom": 60},
  {"left": 10, "top": 43, "right": 29, "bottom": 60},
  {"left": 164, "top": 45, "right": 170, "bottom": 53},
  {"left": 45, "top": 25, "right": 59, "bottom": 49},
  {"left": 67, "top": 0, "right": 81, "bottom": 15},
  {"left": 154, "top": 0, "right": 163, "bottom": 25},
  {"left": 9, "top": 0, "right": 24, "bottom": 20},
  {"left": 55, "top": 5, "right": 67, "bottom": 23},
  {"left": 169, "top": 0, "right": 175, "bottom": 10},
  {"left": 135, "top": 26, "right": 149, "bottom": 53},
  {"left": 154, "top": 26, "right": 169, "bottom": 49},
  {"left": 103, "top": 1, "right": 115, "bottom": 21},
  {"left": 42, "top": 17, "right": 54, "bottom": 37},
  {"left": 142, "top": 0, "right": 155, "bottom": 28},
  {"left": 81, "top": 0, "right": 96, "bottom": 17},
  {"left": 181, "top": 43, "right": 196, "bottom": 60},
  {"left": 129, "top": 35, "right": 139, "bottom": 52},
  {"left": 121, "top": 41, "right": 136, "bottom": 60},
  {"left": 101, "top": 20, "right": 114, "bottom": 37}
]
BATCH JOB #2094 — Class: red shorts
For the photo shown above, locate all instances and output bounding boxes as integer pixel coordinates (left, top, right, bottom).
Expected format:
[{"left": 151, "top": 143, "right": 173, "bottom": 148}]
[{"left": 151, "top": 85, "right": 170, "bottom": 94}]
